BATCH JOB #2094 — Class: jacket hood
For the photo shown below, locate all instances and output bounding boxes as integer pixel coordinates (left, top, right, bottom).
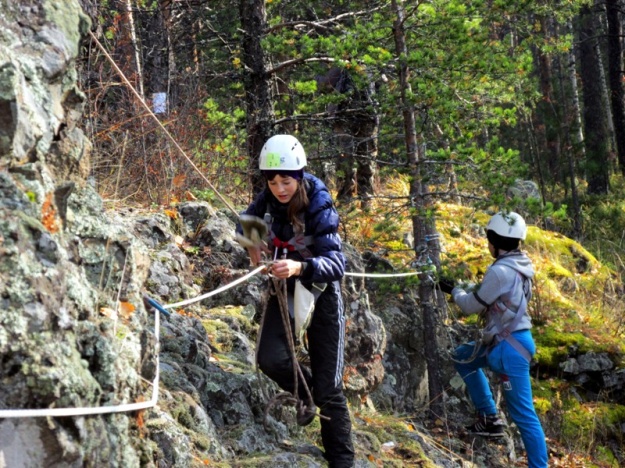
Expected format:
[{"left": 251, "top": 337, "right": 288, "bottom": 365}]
[{"left": 493, "top": 251, "right": 535, "bottom": 280}]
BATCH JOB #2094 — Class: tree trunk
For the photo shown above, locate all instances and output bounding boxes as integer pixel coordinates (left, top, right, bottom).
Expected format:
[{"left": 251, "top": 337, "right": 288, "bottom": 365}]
[
  {"left": 567, "top": 20, "right": 586, "bottom": 160},
  {"left": 144, "top": 0, "right": 171, "bottom": 114},
  {"left": 354, "top": 77, "right": 379, "bottom": 209},
  {"left": 525, "top": 115, "right": 548, "bottom": 206},
  {"left": 534, "top": 16, "right": 562, "bottom": 183},
  {"left": 564, "top": 20, "right": 584, "bottom": 237},
  {"left": 605, "top": 0, "right": 625, "bottom": 174},
  {"left": 391, "top": 0, "right": 444, "bottom": 420},
  {"left": 326, "top": 69, "right": 378, "bottom": 209},
  {"left": 579, "top": 5, "right": 610, "bottom": 194},
  {"left": 594, "top": 2, "right": 616, "bottom": 152},
  {"left": 239, "top": 0, "right": 275, "bottom": 197},
  {"left": 121, "top": 0, "right": 144, "bottom": 99}
]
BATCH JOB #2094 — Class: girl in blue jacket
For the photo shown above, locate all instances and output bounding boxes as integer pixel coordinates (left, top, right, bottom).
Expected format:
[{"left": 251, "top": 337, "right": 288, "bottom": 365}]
[{"left": 239, "top": 134, "right": 354, "bottom": 468}]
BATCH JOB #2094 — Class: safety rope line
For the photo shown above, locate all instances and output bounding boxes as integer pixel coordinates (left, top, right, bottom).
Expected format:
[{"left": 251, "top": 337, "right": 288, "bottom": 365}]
[
  {"left": 0, "top": 307, "right": 160, "bottom": 418},
  {"left": 345, "top": 270, "right": 422, "bottom": 278},
  {"left": 274, "top": 275, "right": 314, "bottom": 412},
  {"left": 163, "top": 265, "right": 266, "bottom": 309},
  {"left": 162, "top": 266, "right": 426, "bottom": 310},
  {"left": 0, "top": 263, "right": 426, "bottom": 417},
  {"left": 88, "top": 31, "right": 239, "bottom": 218}
]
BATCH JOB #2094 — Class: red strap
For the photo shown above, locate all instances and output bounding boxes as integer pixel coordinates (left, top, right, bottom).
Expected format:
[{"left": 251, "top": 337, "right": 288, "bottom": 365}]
[{"left": 272, "top": 237, "right": 295, "bottom": 251}]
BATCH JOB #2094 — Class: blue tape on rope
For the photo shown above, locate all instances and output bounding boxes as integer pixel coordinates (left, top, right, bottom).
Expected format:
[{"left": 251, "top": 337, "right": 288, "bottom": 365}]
[{"left": 145, "top": 296, "right": 171, "bottom": 317}]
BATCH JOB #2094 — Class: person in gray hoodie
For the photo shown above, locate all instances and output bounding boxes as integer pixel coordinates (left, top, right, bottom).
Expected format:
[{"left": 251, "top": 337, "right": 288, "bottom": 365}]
[{"left": 451, "top": 211, "right": 548, "bottom": 468}]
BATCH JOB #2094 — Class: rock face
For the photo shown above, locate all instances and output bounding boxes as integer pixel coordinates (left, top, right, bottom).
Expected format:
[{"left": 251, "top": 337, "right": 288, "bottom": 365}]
[{"left": 0, "top": 2, "right": 154, "bottom": 466}]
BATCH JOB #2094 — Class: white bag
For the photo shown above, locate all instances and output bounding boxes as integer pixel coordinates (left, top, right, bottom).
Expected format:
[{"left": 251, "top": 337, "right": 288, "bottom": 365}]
[{"left": 293, "top": 280, "right": 316, "bottom": 343}]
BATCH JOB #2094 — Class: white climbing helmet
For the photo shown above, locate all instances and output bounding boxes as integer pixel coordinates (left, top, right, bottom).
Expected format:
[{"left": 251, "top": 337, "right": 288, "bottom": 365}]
[
  {"left": 259, "top": 134, "right": 307, "bottom": 170},
  {"left": 486, "top": 211, "right": 527, "bottom": 240}
]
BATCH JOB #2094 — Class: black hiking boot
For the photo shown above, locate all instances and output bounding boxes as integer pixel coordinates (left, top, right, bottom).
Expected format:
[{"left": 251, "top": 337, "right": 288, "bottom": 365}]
[
  {"left": 466, "top": 414, "right": 506, "bottom": 437},
  {"left": 296, "top": 399, "right": 317, "bottom": 427}
]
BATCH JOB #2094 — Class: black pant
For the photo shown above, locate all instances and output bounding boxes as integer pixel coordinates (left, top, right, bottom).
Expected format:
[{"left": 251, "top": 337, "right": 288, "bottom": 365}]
[{"left": 257, "top": 280, "right": 354, "bottom": 467}]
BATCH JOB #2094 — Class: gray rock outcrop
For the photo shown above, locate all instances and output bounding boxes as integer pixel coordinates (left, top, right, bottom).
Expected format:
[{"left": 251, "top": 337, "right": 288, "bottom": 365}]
[{"left": 0, "top": 2, "right": 154, "bottom": 466}]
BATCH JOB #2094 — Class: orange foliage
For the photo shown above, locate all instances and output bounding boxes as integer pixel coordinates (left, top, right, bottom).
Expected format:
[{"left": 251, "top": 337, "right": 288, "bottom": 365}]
[
  {"left": 164, "top": 209, "right": 178, "bottom": 219},
  {"left": 172, "top": 174, "right": 186, "bottom": 187},
  {"left": 119, "top": 301, "right": 136, "bottom": 321},
  {"left": 41, "top": 193, "right": 59, "bottom": 233}
]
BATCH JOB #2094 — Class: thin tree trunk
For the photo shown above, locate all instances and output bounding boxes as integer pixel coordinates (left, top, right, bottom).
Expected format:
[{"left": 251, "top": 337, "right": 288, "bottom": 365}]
[
  {"left": 123, "top": 0, "right": 144, "bottom": 99},
  {"left": 353, "top": 78, "right": 379, "bottom": 209},
  {"left": 327, "top": 69, "right": 378, "bottom": 208},
  {"left": 605, "top": 0, "right": 625, "bottom": 174},
  {"left": 593, "top": 0, "right": 615, "bottom": 151},
  {"left": 391, "top": 0, "right": 444, "bottom": 420},
  {"left": 162, "top": 0, "right": 175, "bottom": 112},
  {"left": 525, "top": 115, "right": 548, "bottom": 206},
  {"left": 567, "top": 20, "right": 586, "bottom": 160},
  {"left": 240, "top": 0, "right": 275, "bottom": 197},
  {"left": 558, "top": 25, "right": 582, "bottom": 240},
  {"left": 534, "top": 16, "right": 562, "bottom": 182},
  {"left": 145, "top": 0, "right": 170, "bottom": 114},
  {"left": 579, "top": 5, "right": 610, "bottom": 194},
  {"left": 435, "top": 124, "right": 459, "bottom": 203}
]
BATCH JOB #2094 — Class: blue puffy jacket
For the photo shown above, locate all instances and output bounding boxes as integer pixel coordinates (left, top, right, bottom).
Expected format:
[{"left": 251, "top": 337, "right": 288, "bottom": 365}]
[{"left": 240, "top": 173, "right": 345, "bottom": 285}]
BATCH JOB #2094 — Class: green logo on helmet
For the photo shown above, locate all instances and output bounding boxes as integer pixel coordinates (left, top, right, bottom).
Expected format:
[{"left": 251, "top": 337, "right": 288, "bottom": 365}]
[{"left": 265, "top": 152, "right": 284, "bottom": 168}]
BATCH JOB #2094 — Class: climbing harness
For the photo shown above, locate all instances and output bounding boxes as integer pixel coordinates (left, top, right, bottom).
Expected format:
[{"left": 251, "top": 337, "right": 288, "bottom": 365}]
[
  {"left": 490, "top": 272, "right": 532, "bottom": 362},
  {"left": 450, "top": 252, "right": 534, "bottom": 364}
]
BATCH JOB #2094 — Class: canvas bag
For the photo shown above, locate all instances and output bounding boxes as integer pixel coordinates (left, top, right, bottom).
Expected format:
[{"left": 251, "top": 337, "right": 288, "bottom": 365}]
[{"left": 287, "top": 280, "right": 326, "bottom": 345}]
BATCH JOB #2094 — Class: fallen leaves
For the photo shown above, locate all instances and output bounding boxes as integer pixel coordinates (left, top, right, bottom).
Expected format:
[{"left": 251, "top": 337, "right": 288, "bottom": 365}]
[
  {"left": 42, "top": 192, "right": 59, "bottom": 233},
  {"left": 99, "top": 301, "right": 137, "bottom": 323},
  {"left": 164, "top": 209, "right": 178, "bottom": 220}
]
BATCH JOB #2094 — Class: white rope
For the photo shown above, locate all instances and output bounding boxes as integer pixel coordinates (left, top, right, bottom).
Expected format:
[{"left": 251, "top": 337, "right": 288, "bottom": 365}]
[
  {"left": 164, "top": 266, "right": 423, "bottom": 309},
  {"left": 164, "top": 265, "right": 266, "bottom": 309},
  {"left": 0, "top": 307, "right": 160, "bottom": 418},
  {"left": 163, "top": 266, "right": 424, "bottom": 310},
  {"left": 345, "top": 270, "right": 422, "bottom": 278},
  {"left": 0, "top": 263, "right": 424, "bottom": 417}
]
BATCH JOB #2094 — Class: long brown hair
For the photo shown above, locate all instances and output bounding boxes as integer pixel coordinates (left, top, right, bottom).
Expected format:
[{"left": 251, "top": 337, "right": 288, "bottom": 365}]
[{"left": 288, "top": 179, "right": 309, "bottom": 232}]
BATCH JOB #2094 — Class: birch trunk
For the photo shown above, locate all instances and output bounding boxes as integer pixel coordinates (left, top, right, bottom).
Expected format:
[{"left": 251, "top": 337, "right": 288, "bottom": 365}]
[
  {"left": 567, "top": 21, "right": 585, "bottom": 158},
  {"left": 123, "top": 0, "right": 144, "bottom": 99}
]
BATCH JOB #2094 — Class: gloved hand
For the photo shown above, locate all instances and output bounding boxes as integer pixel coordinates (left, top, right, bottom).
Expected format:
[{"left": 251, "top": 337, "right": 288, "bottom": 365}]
[
  {"left": 455, "top": 280, "right": 477, "bottom": 292},
  {"left": 438, "top": 277, "right": 455, "bottom": 295},
  {"left": 236, "top": 214, "right": 268, "bottom": 248}
]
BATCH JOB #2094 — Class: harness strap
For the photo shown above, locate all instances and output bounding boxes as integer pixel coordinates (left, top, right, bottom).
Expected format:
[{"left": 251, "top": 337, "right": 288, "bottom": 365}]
[
  {"left": 264, "top": 212, "right": 315, "bottom": 259},
  {"left": 491, "top": 272, "right": 532, "bottom": 362}
]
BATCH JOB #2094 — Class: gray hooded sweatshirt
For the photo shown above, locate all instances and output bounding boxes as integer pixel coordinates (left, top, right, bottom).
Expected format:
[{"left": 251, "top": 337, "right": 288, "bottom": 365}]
[{"left": 452, "top": 251, "right": 534, "bottom": 345}]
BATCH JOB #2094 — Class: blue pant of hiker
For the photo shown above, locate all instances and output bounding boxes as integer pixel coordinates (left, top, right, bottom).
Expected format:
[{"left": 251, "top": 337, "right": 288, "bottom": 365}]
[{"left": 454, "top": 330, "right": 548, "bottom": 468}]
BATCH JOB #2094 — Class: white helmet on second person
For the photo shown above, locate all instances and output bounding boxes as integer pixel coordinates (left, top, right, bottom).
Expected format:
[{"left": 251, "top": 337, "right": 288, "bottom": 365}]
[
  {"left": 486, "top": 211, "right": 527, "bottom": 240},
  {"left": 259, "top": 134, "right": 307, "bottom": 170}
]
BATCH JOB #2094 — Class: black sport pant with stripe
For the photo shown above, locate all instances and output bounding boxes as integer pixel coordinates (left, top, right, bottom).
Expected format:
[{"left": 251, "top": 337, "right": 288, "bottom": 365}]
[{"left": 257, "top": 280, "right": 354, "bottom": 467}]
